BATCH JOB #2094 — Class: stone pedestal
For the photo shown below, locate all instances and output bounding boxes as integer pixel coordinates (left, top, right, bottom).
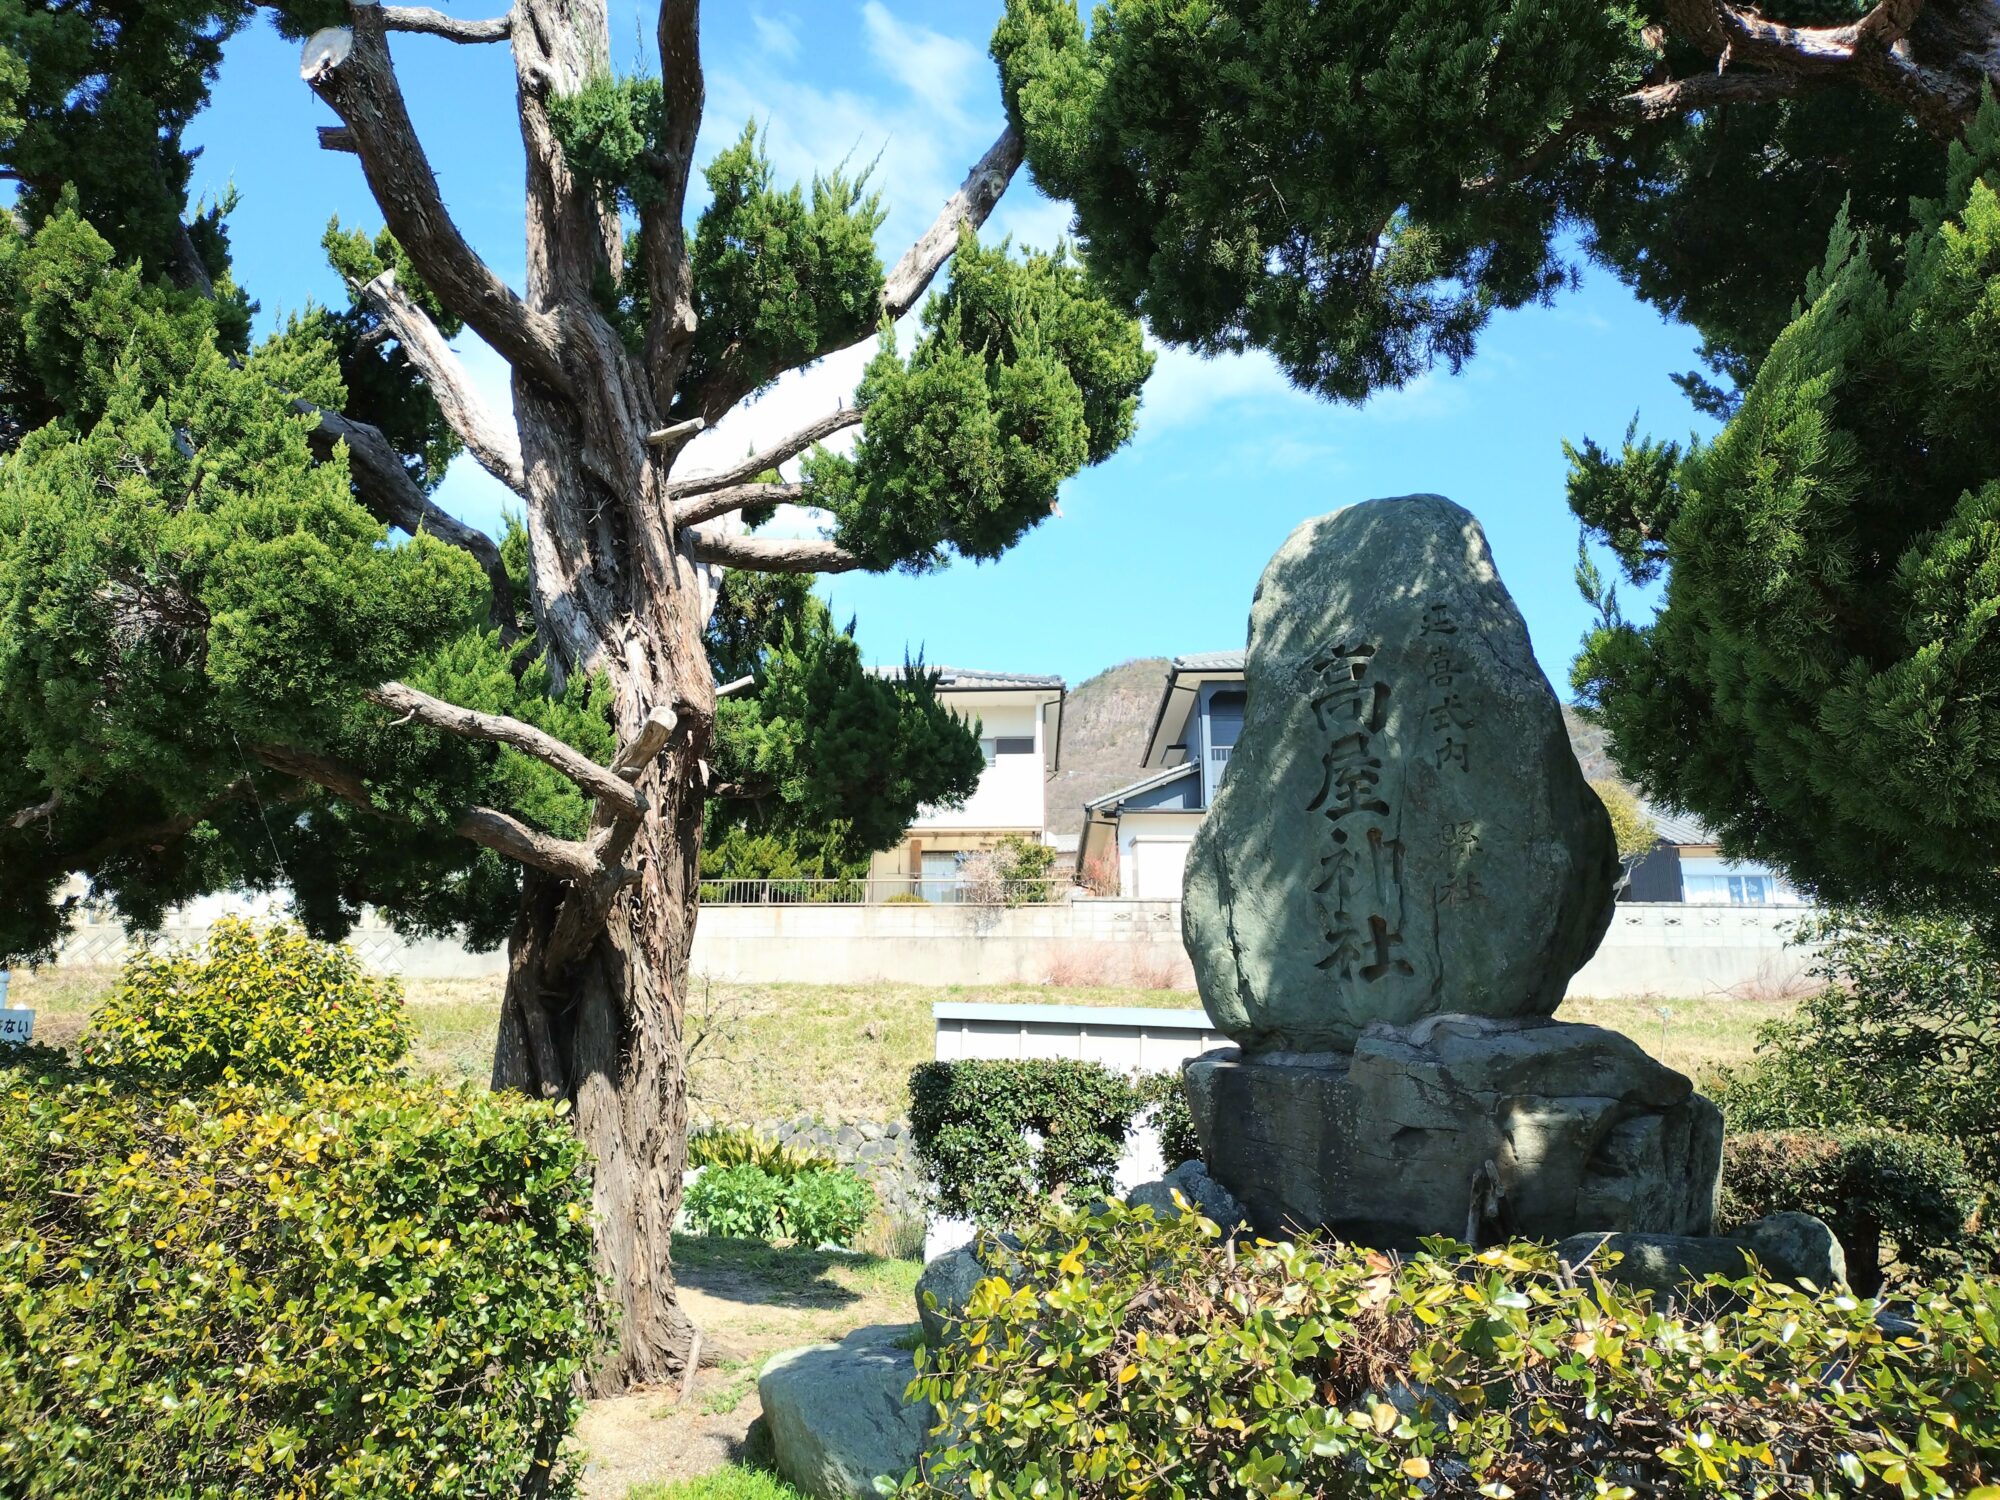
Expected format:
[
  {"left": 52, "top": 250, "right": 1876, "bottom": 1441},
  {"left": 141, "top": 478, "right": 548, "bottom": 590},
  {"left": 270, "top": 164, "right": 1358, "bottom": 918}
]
[{"left": 1185, "top": 1014, "right": 1722, "bottom": 1247}]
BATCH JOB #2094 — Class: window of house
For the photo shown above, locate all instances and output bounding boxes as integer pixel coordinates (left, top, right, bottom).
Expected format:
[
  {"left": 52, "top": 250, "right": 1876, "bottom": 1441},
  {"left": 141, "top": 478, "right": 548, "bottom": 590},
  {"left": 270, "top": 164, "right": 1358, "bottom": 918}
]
[
  {"left": 994, "top": 736, "right": 1035, "bottom": 756},
  {"left": 979, "top": 738, "right": 996, "bottom": 767}
]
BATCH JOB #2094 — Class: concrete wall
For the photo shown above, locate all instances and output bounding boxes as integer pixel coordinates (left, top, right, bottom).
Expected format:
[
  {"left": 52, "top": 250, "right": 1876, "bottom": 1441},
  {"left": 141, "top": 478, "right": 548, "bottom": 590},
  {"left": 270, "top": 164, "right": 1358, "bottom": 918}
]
[
  {"left": 43, "top": 897, "right": 1821, "bottom": 1002},
  {"left": 1567, "top": 902, "right": 1818, "bottom": 998}
]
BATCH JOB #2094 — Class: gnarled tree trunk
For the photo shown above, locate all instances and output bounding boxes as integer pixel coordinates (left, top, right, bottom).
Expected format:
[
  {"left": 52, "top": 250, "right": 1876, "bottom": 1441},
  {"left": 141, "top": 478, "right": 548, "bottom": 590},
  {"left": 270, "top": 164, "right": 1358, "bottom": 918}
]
[{"left": 302, "top": 0, "right": 1021, "bottom": 1390}]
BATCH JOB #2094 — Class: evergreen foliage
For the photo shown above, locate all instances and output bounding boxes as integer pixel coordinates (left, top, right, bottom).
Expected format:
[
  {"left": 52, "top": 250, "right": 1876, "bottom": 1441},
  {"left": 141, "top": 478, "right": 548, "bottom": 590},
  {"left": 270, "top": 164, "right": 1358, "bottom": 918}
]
[
  {"left": 990, "top": 0, "right": 1937, "bottom": 407},
  {"left": 904, "top": 1197, "right": 2000, "bottom": 1499},
  {"left": 806, "top": 234, "right": 1151, "bottom": 570},
  {"left": 702, "top": 571, "right": 985, "bottom": 870},
  {"left": 81, "top": 917, "right": 410, "bottom": 1092},
  {"left": 1573, "top": 103, "right": 2000, "bottom": 914}
]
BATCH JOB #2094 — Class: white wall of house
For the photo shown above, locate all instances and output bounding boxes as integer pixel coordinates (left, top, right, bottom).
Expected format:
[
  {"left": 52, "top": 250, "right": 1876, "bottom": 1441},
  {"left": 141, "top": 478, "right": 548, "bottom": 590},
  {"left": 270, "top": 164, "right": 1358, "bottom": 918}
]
[
  {"left": 911, "top": 693, "right": 1049, "bottom": 832},
  {"left": 1115, "top": 811, "right": 1201, "bottom": 898}
]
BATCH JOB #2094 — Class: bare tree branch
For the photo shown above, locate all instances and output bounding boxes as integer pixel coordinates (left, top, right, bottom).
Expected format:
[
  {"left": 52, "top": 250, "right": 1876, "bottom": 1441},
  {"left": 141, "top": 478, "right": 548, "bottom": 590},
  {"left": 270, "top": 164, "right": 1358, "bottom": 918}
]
[
  {"left": 638, "top": 0, "right": 704, "bottom": 405},
  {"left": 1661, "top": 0, "right": 1967, "bottom": 136},
  {"left": 7, "top": 794, "right": 61, "bottom": 832},
  {"left": 302, "top": 8, "right": 572, "bottom": 395},
  {"left": 684, "top": 126, "right": 1024, "bottom": 424},
  {"left": 1612, "top": 69, "right": 1808, "bottom": 120},
  {"left": 686, "top": 531, "right": 861, "bottom": 574},
  {"left": 253, "top": 742, "right": 604, "bottom": 883},
  {"left": 666, "top": 406, "right": 862, "bottom": 498},
  {"left": 357, "top": 269, "right": 526, "bottom": 493},
  {"left": 365, "top": 681, "right": 641, "bottom": 818},
  {"left": 613, "top": 706, "right": 681, "bottom": 779},
  {"left": 382, "top": 6, "right": 514, "bottom": 43},
  {"left": 673, "top": 482, "right": 805, "bottom": 529},
  {"left": 883, "top": 125, "right": 1024, "bottom": 318},
  {"left": 301, "top": 399, "right": 517, "bottom": 629}
]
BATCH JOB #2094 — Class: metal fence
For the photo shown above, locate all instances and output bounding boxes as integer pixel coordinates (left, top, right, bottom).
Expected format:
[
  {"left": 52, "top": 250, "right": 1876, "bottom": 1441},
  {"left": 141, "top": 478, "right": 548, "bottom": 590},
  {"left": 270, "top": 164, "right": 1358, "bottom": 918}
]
[{"left": 695, "top": 876, "right": 1074, "bottom": 906}]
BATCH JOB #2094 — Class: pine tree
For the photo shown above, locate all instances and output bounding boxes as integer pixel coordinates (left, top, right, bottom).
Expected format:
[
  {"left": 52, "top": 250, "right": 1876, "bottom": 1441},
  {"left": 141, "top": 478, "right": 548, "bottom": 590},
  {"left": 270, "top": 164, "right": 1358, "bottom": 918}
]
[
  {"left": 990, "top": 0, "right": 1962, "bottom": 411},
  {"left": 0, "top": 3, "right": 1149, "bottom": 1388},
  {"left": 1572, "top": 98, "right": 2000, "bottom": 917}
]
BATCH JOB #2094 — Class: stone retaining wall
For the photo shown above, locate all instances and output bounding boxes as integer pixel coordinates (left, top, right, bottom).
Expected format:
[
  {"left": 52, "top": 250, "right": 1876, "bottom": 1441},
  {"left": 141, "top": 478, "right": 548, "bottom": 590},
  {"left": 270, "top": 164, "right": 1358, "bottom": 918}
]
[{"left": 758, "top": 1115, "right": 927, "bottom": 1241}]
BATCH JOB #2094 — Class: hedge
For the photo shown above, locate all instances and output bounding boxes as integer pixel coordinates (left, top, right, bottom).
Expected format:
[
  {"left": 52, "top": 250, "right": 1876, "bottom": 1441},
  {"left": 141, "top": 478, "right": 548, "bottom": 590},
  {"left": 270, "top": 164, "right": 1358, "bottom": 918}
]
[
  {"left": 0, "top": 1049, "right": 601, "bottom": 1499},
  {"left": 904, "top": 1198, "right": 2000, "bottom": 1499},
  {"left": 909, "top": 1059, "right": 1140, "bottom": 1225},
  {"left": 80, "top": 917, "right": 409, "bottom": 1090},
  {"left": 1721, "top": 1127, "right": 1983, "bottom": 1295}
]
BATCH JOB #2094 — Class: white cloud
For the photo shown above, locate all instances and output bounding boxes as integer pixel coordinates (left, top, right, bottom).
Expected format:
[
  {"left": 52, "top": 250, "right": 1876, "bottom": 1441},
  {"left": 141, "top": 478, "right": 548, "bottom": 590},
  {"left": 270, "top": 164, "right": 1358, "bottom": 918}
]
[
  {"left": 860, "top": 1, "right": 983, "bottom": 130},
  {"left": 677, "top": 338, "right": 879, "bottom": 486},
  {"left": 751, "top": 11, "right": 800, "bottom": 61},
  {"left": 1134, "top": 342, "right": 1319, "bottom": 442}
]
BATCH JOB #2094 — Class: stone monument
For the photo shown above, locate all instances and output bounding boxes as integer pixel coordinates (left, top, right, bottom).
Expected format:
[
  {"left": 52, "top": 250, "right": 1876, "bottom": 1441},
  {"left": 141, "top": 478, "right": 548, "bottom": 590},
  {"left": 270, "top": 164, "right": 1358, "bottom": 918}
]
[{"left": 1182, "top": 496, "right": 1723, "bottom": 1247}]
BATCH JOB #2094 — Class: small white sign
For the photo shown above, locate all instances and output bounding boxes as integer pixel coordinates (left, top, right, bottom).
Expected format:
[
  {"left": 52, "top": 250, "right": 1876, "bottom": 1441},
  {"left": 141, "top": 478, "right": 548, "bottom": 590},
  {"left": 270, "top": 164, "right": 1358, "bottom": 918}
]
[{"left": 0, "top": 1008, "right": 32, "bottom": 1046}]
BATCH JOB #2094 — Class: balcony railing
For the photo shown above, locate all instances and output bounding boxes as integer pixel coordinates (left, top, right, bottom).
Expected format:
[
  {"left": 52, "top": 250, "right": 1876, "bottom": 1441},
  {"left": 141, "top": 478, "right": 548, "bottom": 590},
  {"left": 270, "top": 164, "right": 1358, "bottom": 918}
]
[{"left": 697, "top": 876, "right": 1074, "bottom": 906}]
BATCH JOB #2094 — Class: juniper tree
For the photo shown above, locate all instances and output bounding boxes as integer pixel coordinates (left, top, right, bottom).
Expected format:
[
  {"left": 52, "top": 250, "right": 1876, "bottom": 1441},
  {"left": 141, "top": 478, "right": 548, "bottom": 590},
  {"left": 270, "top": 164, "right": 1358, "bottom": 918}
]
[
  {"left": 1571, "top": 101, "right": 2000, "bottom": 917},
  {"left": 0, "top": 1, "right": 1149, "bottom": 1388},
  {"left": 993, "top": 0, "right": 2000, "bottom": 909}
]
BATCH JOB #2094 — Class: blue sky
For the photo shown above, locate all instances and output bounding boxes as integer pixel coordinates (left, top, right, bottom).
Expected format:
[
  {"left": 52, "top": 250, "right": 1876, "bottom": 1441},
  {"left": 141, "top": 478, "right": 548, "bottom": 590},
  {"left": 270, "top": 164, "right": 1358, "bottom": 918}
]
[{"left": 186, "top": 1, "right": 1715, "bottom": 692}]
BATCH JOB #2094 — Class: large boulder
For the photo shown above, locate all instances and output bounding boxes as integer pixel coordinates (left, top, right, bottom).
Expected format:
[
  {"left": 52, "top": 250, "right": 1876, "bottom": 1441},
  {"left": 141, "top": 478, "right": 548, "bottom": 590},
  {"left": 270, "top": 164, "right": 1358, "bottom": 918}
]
[
  {"left": 1186, "top": 1014, "right": 1722, "bottom": 1246},
  {"left": 1183, "top": 496, "right": 1619, "bottom": 1052},
  {"left": 1125, "top": 1159, "right": 1247, "bottom": 1230},
  {"left": 1557, "top": 1211, "right": 1846, "bottom": 1294},
  {"left": 758, "top": 1324, "right": 931, "bottom": 1500},
  {"left": 914, "top": 1234, "right": 1021, "bottom": 1348}
]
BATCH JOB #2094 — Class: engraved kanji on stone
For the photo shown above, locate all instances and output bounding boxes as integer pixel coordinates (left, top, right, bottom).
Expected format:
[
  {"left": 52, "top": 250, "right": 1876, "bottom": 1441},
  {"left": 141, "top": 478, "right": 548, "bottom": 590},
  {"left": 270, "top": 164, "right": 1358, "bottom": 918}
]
[
  {"left": 1360, "top": 915, "right": 1416, "bottom": 981},
  {"left": 1420, "top": 601, "right": 1459, "bottom": 635},
  {"left": 1307, "top": 733, "right": 1388, "bottom": 825},
  {"left": 1437, "top": 872, "right": 1486, "bottom": 906},
  {"left": 1436, "top": 736, "right": 1471, "bottom": 773}
]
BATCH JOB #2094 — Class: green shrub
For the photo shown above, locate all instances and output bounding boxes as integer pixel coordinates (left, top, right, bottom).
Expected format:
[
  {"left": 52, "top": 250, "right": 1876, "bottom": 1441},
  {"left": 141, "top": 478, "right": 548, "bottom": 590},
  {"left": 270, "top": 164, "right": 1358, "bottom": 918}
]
[
  {"left": 1711, "top": 908, "right": 2000, "bottom": 1189},
  {"left": 0, "top": 1050, "right": 601, "bottom": 1498},
  {"left": 992, "top": 833, "right": 1058, "bottom": 905},
  {"left": 682, "top": 1163, "right": 873, "bottom": 1247},
  {"left": 80, "top": 917, "right": 409, "bottom": 1090},
  {"left": 885, "top": 891, "right": 930, "bottom": 905},
  {"left": 908, "top": 1059, "right": 1138, "bottom": 1226},
  {"left": 1720, "top": 1127, "right": 1982, "bottom": 1295},
  {"left": 904, "top": 1198, "right": 2000, "bottom": 1499},
  {"left": 1133, "top": 1070, "right": 1202, "bottom": 1167},
  {"left": 688, "top": 1124, "right": 839, "bottom": 1177}
]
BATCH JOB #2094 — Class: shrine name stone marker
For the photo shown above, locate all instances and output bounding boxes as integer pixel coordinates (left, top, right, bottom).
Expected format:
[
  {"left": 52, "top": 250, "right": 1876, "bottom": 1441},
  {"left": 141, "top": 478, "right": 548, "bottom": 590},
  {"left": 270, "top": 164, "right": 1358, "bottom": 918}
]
[{"left": 1182, "top": 497, "right": 1722, "bottom": 1247}]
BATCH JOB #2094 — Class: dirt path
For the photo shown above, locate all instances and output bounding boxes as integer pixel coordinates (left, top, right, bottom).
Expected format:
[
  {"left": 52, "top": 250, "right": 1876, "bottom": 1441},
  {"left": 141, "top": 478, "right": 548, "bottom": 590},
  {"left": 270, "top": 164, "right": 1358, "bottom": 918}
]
[{"left": 577, "top": 1239, "right": 921, "bottom": 1500}]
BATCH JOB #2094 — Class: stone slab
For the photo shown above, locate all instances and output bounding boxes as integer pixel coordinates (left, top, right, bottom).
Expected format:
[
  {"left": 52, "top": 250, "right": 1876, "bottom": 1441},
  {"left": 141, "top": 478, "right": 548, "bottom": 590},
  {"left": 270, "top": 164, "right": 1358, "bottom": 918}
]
[
  {"left": 758, "top": 1324, "right": 930, "bottom": 1500},
  {"left": 1185, "top": 1015, "right": 1722, "bottom": 1246},
  {"left": 1183, "top": 496, "right": 1619, "bottom": 1051}
]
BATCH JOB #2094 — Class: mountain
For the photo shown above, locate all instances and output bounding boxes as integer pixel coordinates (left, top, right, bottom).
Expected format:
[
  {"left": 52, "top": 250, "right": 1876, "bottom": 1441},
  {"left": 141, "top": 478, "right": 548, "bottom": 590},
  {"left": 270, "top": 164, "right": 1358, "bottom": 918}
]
[{"left": 1047, "top": 657, "right": 1171, "bottom": 834}]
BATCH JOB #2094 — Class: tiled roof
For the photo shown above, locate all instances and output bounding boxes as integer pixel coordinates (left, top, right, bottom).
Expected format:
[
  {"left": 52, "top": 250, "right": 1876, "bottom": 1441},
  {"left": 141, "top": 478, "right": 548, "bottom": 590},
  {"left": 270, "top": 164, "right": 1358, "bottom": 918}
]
[
  {"left": 1171, "top": 651, "right": 1245, "bottom": 672},
  {"left": 1643, "top": 802, "right": 1721, "bottom": 847},
  {"left": 864, "top": 665, "right": 1064, "bottom": 690}
]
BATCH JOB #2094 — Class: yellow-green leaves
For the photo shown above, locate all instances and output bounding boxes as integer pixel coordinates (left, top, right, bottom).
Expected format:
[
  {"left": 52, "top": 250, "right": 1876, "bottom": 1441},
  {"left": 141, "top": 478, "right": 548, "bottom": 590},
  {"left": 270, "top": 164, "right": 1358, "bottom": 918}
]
[{"left": 901, "top": 1195, "right": 2000, "bottom": 1500}]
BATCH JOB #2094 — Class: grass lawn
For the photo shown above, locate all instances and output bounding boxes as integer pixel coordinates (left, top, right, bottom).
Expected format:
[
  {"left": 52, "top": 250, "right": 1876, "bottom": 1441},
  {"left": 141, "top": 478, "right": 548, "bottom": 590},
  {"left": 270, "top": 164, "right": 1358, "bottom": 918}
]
[{"left": 15, "top": 967, "right": 1791, "bottom": 1117}]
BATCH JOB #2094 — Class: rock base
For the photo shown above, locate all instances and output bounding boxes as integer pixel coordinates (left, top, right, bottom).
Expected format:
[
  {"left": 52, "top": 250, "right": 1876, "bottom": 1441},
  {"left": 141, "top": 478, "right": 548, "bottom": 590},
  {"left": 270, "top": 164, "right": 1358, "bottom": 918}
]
[
  {"left": 1186, "top": 1014, "right": 1722, "bottom": 1246},
  {"left": 758, "top": 1325, "right": 929, "bottom": 1500}
]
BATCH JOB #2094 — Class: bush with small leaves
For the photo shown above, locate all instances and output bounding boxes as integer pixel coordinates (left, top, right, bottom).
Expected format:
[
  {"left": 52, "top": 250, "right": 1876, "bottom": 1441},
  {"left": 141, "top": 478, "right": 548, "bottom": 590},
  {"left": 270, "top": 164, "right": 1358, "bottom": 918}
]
[
  {"left": 909, "top": 1058, "right": 1139, "bottom": 1226},
  {"left": 80, "top": 917, "right": 409, "bottom": 1090},
  {"left": 0, "top": 1049, "right": 601, "bottom": 1499},
  {"left": 902, "top": 1197, "right": 2000, "bottom": 1499},
  {"left": 1720, "top": 1128, "right": 1983, "bottom": 1295}
]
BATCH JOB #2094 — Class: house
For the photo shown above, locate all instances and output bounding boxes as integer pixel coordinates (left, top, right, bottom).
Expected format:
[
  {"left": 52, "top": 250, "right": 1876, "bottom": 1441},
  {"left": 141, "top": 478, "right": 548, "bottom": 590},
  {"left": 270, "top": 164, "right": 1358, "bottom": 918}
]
[
  {"left": 864, "top": 667, "right": 1065, "bottom": 897},
  {"left": 1077, "top": 652, "right": 1807, "bottom": 907},
  {"left": 1075, "top": 652, "right": 1243, "bottom": 898},
  {"left": 1623, "top": 804, "right": 1809, "bottom": 906}
]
